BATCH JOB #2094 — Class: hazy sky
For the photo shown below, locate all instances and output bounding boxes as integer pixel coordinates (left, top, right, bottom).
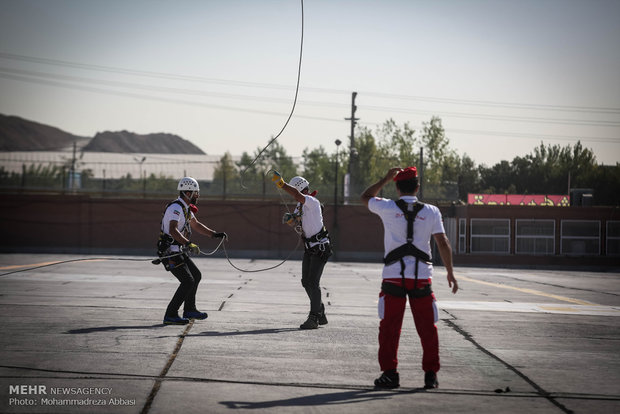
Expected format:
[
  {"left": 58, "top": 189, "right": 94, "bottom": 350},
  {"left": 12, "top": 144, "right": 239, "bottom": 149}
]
[{"left": 0, "top": 0, "right": 619, "bottom": 166}]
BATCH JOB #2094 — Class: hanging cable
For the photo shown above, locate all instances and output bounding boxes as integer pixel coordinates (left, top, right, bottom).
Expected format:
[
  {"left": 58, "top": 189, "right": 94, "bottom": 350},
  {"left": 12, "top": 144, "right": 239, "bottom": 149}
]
[
  {"left": 220, "top": 237, "right": 302, "bottom": 273},
  {"left": 0, "top": 235, "right": 301, "bottom": 277},
  {"left": 0, "top": 256, "right": 163, "bottom": 278},
  {"left": 240, "top": 0, "right": 304, "bottom": 187}
]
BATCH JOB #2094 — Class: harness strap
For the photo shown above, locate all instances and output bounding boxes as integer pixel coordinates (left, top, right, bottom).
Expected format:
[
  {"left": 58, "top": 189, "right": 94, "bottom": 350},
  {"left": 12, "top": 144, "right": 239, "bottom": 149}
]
[
  {"left": 383, "top": 201, "right": 429, "bottom": 263},
  {"left": 381, "top": 281, "right": 433, "bottom": 299},
  {"left": 158, "top": 200, "right": 192, "bottom": 252},
  {"left": 303, "top": 226, "right": 329, "bottom": 244},
  {"left": 303, "top": 226, "right": 330, "bottom": 253},
  {"left": 381, "top": 200, "right": 429, "bottom": 294}
]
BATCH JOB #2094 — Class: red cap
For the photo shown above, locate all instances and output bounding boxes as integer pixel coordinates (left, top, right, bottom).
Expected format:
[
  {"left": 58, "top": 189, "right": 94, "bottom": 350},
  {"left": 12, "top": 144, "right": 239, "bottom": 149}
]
[{"left": 393, "top": 167, "right": 418, "bottom": 181}]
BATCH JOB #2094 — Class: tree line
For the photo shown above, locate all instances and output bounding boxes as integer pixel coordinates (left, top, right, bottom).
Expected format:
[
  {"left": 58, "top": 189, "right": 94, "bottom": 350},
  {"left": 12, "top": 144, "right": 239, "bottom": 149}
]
[
  {"left": 1, "top": 115, "right": 617, "bottom": 205},
  {"left": 211, "top": 116, "right": 619, "bottom": 206}
]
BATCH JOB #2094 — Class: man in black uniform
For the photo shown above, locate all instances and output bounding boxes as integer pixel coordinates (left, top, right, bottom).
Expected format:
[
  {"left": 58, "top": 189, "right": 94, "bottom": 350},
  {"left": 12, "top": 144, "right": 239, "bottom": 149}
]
[
  {"left": 272, "top": 171, "right": 332, "bottom": 329},
  {"left": 158, "top": 177, "right": 227, "bottom": 325}
]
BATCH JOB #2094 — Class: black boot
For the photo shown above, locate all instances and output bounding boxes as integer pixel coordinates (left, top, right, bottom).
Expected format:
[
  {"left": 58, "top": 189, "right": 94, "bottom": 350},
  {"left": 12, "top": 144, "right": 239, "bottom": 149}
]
[
  {"left": 424, "top": 371, "right": 438, "bottom": 389},
  {"left": 300, "top": 313, "right": 319, "bottom": 330},
  {"left": 374, "top": 369, "right": 400, "bottom": 389}
]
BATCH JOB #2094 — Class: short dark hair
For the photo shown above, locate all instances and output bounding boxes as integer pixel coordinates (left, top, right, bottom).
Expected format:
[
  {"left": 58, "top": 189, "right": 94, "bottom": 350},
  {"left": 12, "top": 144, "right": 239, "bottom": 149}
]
[{"left": 396, "top": 177, "right": 419, "bottom": 194}]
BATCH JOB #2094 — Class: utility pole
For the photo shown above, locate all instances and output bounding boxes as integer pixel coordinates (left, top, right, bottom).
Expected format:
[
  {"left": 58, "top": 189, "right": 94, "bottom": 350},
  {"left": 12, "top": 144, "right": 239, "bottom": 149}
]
[
  {"left": 70, "top": 141, "right": 77, "bottom": 190},
  {"left": 419, "top": 147, "right": 424, "bottom": 200},
  {"left": 344, "top": 92, "right": 359, "bottom": 201},
  {"left": 333, "top": 139, "right": 342, "bottom": 261}
]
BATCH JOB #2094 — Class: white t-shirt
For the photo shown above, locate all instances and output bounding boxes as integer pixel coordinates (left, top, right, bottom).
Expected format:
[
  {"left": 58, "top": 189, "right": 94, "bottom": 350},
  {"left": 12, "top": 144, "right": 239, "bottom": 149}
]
[
  {"left": 368, "top": 195, "right": 445, "bottom": 280},
  {"left": 294, "top": 195, "right": 328, "bottom": 247},
  {"left": 161, "top": 198, "right": 195, "bottom": 252}
]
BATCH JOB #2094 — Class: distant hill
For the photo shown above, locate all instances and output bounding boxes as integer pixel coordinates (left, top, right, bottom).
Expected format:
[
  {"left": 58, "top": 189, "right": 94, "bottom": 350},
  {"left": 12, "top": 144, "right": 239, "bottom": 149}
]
[
  {"left": 0, "top": 114, "right": 205, "bottom": 154},
  {"left": 83, "top": 130, "right": 205, "bottom": 154},
  {"left": 0, "top": 114, "right": 89, "bottom": 151}
]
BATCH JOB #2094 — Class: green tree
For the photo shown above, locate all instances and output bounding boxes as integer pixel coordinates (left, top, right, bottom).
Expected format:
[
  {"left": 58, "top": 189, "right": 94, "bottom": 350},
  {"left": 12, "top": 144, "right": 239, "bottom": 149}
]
[
  {"left": 235, "top": 139, "right": 298, "bottom": 198},
  {"left": 478, "top": 141, "right": 601, "bottom": 197},
  {"left": 376, "top": 118, "right": 419, "bottom": 167},
  {"left": 302, "top": 146, "right": 339, "bottom": 201},
  {"left": 419, "top": 116, "right": 454, "bottom": 188},
  {"left": 211, "top": 152, "right": 240, "bottom": 197},
  {"left": 479, "top": 160, "right": 516, "bottom": 193},
  {"left": 350, "top": 126, "right": 382, "bottom": 197},
  {"left": 455, "top": 154, "right": 481, "bottom": 199}
]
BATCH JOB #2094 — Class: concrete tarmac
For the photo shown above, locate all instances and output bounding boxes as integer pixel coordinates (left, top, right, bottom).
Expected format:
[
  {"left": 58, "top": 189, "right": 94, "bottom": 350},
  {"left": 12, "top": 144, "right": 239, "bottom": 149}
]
[{"left": 0, "top": 253, "right": 618, "bottom": 414}]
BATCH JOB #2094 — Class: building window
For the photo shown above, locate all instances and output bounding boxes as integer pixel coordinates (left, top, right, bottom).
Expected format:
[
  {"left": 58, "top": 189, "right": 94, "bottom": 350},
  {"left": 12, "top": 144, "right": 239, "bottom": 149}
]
[
  {"left": 561, "top": 220, "right": 600, "bottom": 255},
  {"left": 470, "top": 219, "right": 510, "bottom": 254},
  {"left": 458, "top": 218, "right": 466, "bottom": 254},
  {"left": 607, "top": 221, "right": 620, "bottom": 256},
  {"left": 515, "top": 219, "right": 555, "bottom": 255}
]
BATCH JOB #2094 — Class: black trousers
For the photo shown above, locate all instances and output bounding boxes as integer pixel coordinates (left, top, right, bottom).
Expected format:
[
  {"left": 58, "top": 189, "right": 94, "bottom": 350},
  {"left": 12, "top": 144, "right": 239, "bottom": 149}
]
[
  {"left": 165, "top": 256, "right": 202, "bottom": 316},
  {"left": 301, "top": 249, "right": 328, "bottom": 314}
]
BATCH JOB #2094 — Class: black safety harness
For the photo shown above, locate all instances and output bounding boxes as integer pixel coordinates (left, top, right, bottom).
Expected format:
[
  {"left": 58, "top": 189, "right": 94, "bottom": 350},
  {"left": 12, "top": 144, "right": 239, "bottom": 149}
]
[
  {"left": 157, "top": 199, "right": 192, "bottom": 270},
  {"left": 296, "top": 201, "right": 332, "bottom": 260},
  {"left": 381, "top": 200, "right": 432, "bottom": 299},
  {"left": 303, "top": 226, "right": 329, "bottom": 248}
]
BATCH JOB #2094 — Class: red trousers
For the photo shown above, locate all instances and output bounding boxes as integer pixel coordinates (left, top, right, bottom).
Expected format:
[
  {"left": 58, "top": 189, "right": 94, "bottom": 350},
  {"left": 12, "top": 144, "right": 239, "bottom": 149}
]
[{"left": 378, "top": 278, "right": 439, "bottom": 373}]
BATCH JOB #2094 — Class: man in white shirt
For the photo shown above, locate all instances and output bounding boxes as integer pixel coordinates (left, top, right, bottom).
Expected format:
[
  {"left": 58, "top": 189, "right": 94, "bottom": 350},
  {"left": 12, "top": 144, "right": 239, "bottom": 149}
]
[
  {"left": 157, "top": 177, "right": 227, "bottom": 325},
  {"left": 361, "top": 166, "right": 458, "bottom": 389},
  {"left": 272, "top": 171, "right": 332, "bottom": 329}
]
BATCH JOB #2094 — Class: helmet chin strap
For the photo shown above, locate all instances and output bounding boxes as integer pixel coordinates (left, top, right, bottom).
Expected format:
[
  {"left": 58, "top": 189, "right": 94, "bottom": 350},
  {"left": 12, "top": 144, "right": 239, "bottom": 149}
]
[{"left": 181, "top": 191, "right": 196, "bottom": 204}]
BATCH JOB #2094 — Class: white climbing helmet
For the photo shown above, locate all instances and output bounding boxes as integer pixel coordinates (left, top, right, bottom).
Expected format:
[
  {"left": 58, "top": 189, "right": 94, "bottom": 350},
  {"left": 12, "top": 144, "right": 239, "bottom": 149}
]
[
  {"left": 289, "top": 176, "right": 309, "bottom": 192},
  {"left": 177, "top": 177, "right": 200, "bottom": 192}
]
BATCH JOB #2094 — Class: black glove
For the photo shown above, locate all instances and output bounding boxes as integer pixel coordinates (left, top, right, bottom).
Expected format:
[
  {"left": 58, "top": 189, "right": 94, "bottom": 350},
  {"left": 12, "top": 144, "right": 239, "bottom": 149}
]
[{"left": 213, "top": 232, "right": 228, "bottom": 240}]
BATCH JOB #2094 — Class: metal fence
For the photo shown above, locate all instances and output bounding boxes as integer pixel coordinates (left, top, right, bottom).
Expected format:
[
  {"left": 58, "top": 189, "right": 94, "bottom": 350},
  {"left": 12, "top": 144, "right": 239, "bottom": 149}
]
[{"left": 0, "top": 151, "right": 461, "bottom": 204}]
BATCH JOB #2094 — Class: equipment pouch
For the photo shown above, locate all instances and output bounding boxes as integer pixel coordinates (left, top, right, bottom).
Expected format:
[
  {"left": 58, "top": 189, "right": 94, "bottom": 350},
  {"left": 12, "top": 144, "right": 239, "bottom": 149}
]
[{"left": 162, "top": 254, "right": 185, "bottom": 271}]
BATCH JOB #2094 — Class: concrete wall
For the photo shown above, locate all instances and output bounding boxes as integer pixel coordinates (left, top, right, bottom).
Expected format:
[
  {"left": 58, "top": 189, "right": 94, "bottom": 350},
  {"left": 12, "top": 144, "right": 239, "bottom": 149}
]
[
  {"left": 1, "top": 194, "right": 618, "bottom": 269},
  {"left": 0, "top": 194, "right": 384, "bottom": 261}
]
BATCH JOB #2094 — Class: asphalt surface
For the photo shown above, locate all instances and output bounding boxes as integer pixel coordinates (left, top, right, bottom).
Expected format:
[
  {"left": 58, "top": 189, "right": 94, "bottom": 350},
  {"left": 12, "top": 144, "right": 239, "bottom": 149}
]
[{"left": 0, "top": 253, "right": 619, "bottom": 414}]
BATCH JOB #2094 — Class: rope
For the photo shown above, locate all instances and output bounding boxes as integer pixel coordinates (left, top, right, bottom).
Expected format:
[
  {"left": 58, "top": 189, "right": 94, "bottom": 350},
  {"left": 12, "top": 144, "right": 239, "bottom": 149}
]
[
  {"left": 198, "top": 237, "right": 226, "bottom": 256},
  {"left": 0, "top": 237, "right": 301, "bottom": 277},
  {"left": 0, "top": 256, "right": 160, "bottom": 277},
  {"left": 220, "top": 237, "right": 302, "bottom": 273},
  {"left": 240, "top": 0, "right": 304, "bottom": 187}
]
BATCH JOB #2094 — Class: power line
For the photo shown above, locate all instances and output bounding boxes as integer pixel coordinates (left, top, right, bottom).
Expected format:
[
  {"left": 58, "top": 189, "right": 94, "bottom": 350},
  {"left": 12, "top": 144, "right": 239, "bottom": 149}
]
[
  {"left": 445, "top": 128, "right": 619, "bottom": 144},
  {"left": 0, "top": 72, "right": 340, "bottom": 123},
  {"left": 2, "top": 70, "right": 618, "bottom": 129},
  {"left": 0, "top": 66, "right": 302, "bottom": 106},
  {"left": 2, "top": 70, "right": 617, "bottom": 148},
  {"left": 360, "top": 91, "right": 620, "bottom": 114},
  {"left": 1, "top": 51, "right": 619, "bottom": 115},
  {"left": 356, "top": 121, "right": 618, "bottom": 144},
  {"left": 362, "top": 103, "right": 620, "bottom": 127}
]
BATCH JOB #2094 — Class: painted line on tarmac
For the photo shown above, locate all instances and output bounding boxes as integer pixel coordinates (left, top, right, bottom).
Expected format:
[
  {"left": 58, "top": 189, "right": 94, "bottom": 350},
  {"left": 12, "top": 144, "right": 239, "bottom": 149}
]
[
  {"left": 444, "top": 318, "right": 573, "bottom": 414},
  {"left": 438, "top": 301, "right": 620, "bottom": 316},
  {"left": 2, "top": 363, "right": 618, "bottom": 402},
  {"left": 458, "top": 275, "right": 596, "bottom": 306},
  {"left": 140, "top": 320, "right": 194, "bottom": 414}
]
